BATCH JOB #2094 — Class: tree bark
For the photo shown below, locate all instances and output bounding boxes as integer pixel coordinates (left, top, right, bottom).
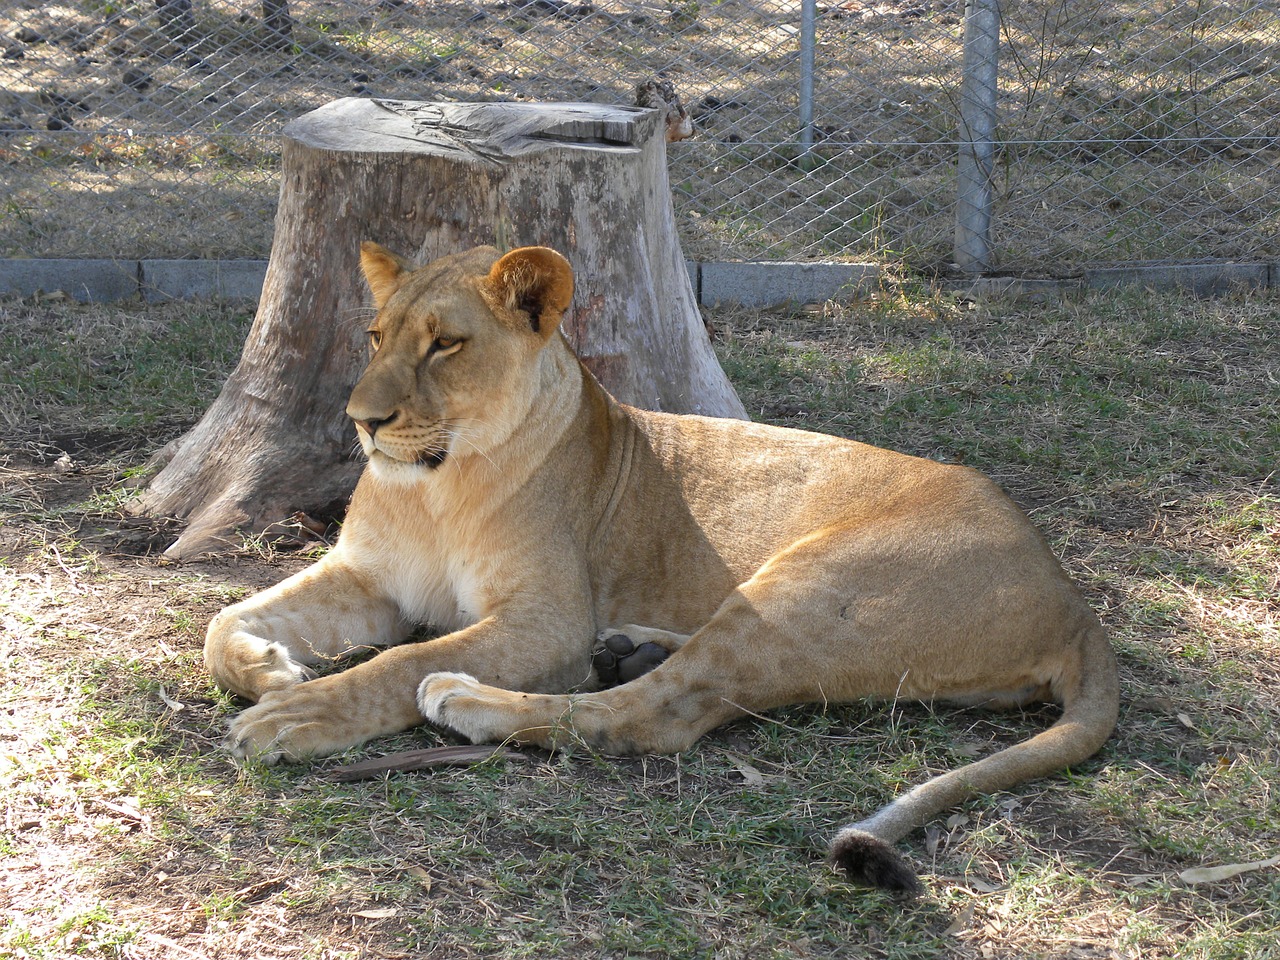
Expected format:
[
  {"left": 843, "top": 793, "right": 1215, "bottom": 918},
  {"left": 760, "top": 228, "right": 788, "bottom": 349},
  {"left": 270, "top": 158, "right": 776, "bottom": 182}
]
[
  {"left": 261, "top": 0, "right": 293, "bottom": 48},
  {"left": 134, "top": 98, "right": 746, "bottom": 560}
]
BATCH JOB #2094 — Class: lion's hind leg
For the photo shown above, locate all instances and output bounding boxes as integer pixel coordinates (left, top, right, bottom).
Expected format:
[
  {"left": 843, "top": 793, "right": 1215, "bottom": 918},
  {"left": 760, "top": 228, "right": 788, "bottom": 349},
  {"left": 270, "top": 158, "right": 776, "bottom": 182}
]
[{"left": 591, "top": 624, "right": 691, "bottom": 687}]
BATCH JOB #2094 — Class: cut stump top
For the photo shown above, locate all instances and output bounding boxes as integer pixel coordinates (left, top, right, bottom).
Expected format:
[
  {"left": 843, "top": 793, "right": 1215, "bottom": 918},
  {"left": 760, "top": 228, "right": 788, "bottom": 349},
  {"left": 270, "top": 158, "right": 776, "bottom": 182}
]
[{"left": 284, "top": 98, "right": 658, "bottom": 161}]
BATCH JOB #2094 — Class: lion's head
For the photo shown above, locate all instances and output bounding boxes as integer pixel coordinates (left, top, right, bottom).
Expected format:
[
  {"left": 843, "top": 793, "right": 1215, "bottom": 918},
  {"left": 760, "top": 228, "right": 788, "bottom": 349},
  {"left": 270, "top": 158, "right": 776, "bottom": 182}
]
[{"left": 348, "top": 243, "right": 575, "bottom": 480}]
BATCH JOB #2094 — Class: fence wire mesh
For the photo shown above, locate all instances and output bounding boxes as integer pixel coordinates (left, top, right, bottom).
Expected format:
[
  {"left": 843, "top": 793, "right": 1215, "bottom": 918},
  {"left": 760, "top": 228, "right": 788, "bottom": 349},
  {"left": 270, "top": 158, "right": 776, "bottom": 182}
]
[{"left": 3, "top": 0, "right": 1278, "bottom": 273}]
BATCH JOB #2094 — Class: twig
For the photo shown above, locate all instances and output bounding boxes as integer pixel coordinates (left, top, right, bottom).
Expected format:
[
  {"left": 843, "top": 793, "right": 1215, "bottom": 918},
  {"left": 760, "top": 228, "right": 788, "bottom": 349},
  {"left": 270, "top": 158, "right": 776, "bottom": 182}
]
[{"left": 328, "top": 745, "right": 520, "bottom": 782}]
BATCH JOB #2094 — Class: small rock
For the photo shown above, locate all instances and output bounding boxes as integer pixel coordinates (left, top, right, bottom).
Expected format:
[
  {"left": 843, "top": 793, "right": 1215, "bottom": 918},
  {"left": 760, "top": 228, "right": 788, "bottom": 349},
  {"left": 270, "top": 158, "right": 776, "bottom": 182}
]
[
  {"left": 14, "top": 26, "right": 44, "bottom": 44},
  {"left": 62, "top": 27, "right": 97, "bottom": 52}
]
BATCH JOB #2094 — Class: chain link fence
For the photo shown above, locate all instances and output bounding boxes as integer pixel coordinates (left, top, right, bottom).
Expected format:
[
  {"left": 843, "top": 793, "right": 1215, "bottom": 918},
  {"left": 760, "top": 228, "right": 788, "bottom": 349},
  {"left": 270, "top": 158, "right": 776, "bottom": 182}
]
[{"left": 3, "top": 0, "right": 1278, "bottom": 274}]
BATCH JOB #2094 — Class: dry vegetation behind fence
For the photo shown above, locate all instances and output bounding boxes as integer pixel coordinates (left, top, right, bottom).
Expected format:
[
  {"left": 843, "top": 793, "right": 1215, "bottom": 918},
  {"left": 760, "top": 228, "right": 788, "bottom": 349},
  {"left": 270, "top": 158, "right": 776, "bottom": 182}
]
[{"left": 2, "top": 0, "right": 1278, "bottom": 272}]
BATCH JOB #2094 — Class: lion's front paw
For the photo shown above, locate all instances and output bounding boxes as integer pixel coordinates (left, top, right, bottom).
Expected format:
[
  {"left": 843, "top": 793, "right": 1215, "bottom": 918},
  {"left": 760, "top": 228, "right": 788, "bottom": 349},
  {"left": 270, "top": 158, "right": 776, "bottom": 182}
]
[
  {"left": 418, "top": 672, "right": 523, "bottom": 745},
  {"left": 223, "top": 678, "right": 366, "bottom": 763}
]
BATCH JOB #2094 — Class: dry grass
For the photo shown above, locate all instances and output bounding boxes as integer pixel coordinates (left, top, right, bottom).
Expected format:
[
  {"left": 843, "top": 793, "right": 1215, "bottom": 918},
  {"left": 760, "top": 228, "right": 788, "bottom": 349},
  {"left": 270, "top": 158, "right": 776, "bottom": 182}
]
[{"left": 1, "top": 285, "right": 1278, "bottom": 958}]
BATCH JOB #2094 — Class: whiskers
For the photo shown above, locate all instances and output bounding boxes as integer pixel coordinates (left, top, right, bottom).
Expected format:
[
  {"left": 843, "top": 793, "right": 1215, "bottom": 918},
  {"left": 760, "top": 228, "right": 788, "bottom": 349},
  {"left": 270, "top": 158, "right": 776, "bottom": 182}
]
[
  {"left": 341, "top": 306, "right": 378, "bottom": 330},
  {"left": 446, "top": 416, "right": 513, "bottom": 473}
]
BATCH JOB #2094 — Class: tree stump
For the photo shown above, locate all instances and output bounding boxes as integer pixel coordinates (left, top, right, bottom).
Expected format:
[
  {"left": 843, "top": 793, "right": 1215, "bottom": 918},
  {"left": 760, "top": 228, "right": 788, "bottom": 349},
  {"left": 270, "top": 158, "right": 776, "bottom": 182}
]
[{"left": 135, "top": 98, "right": 746, "bottom": 560}]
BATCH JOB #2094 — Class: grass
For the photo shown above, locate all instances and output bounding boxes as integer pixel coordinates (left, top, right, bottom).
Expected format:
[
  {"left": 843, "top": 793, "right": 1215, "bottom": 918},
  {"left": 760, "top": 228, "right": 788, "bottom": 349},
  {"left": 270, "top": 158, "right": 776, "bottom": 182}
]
[
  {"left": 0, "top": 297, "right": 252, "bottom": 439},
  {"left": 1, "top": 285, "right": 1278, "bottom": 958}
]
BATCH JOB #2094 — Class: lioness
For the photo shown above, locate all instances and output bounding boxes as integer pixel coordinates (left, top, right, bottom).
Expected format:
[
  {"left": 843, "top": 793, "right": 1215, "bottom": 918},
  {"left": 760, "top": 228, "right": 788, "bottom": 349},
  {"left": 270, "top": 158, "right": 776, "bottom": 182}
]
[{"left": 208, "top": 243, "right": 1119, "bottom": 893}]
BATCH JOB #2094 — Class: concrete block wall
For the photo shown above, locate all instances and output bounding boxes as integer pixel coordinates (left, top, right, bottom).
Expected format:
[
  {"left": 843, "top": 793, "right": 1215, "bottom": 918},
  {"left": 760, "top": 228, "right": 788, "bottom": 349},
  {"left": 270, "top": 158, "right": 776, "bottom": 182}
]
[{"left": 3, "top": 257, "right": 1278, "bottom": 308}]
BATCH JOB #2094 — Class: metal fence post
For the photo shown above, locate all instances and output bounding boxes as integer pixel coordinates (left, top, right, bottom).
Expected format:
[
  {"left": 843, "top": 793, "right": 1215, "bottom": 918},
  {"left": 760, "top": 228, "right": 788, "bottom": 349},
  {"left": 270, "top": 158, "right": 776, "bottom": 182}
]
[
  {"left": 799, "top": 0, "right": 817, "bottom": 165},
  {"left": 954, "top": 0, "right": 1000, "bottom": 274}
]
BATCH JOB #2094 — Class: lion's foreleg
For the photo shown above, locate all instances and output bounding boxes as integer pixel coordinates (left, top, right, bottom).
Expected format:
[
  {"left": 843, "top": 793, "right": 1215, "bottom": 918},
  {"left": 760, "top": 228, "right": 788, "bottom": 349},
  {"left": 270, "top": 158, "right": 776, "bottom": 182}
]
[{"left": 205, "top": 554, "right": 409, "bottom": 702}]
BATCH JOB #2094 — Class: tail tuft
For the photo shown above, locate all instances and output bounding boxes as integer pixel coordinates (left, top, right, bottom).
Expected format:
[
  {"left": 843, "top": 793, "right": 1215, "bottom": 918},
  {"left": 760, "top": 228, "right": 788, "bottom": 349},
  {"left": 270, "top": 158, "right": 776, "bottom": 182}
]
[{"left": 828, "top": 827, "right": 923, "bottom": 896}]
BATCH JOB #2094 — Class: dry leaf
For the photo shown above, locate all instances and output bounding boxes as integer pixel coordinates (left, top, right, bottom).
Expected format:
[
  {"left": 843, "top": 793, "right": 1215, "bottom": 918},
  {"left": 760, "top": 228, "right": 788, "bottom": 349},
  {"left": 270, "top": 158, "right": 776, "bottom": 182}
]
[
  {"left": 352, "top": 907, "right": 397, "bottom": 920},
  {"left": 943, "top": 903, "right": 975, "bottom": 936},
  {"left": 157, "top": 686, "right": 185, "bottom": 712},
  {"left": 405, "top": 865, "right": 433, "bottom": 892},
  {"left": 937, "top": 874, "right": 1002, "bottom": 893},
  {"left": 945, "top": 813, "right": 970, "bottom": 830},
  {"left": 968, "top": 877, "right": 1001, "bottom": 893},
  {"left": 997, "top": 798, "right": 1021, "bottom": 818},
  {"left": 719, "top": 750, "right": 768, "bottom": 788},
  {"left": 1122, "top": 873, "right": 1164, "bottom": 886},
  {"left": 1176, "top": 712, "right": 1197, "bottom": 730},
  {"left": 1179, "top": 854, "right": 1280, "bottom": 885}
]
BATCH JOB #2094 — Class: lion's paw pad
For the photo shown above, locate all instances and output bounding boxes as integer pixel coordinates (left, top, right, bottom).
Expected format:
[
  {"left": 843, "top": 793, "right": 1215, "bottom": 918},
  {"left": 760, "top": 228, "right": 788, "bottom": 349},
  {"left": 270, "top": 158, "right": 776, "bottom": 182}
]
[{"left": 591, "top": 631, "right": 669, "bottom": 686}]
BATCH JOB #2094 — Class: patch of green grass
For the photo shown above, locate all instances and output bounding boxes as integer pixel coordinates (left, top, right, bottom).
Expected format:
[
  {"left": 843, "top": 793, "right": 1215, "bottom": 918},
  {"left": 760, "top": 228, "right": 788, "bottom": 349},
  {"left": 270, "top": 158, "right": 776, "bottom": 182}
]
[
  {"left": 0, "top": 299, "right": 252, "bottom": 440},
  {"left": 717, "top": 288, "right": 1279, "bottom": 502}
]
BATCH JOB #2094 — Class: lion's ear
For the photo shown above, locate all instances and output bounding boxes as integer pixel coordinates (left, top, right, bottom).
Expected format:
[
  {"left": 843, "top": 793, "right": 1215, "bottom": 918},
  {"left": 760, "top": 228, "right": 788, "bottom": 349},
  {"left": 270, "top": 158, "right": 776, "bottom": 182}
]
[
  {"left": 484, "top": 247, "right": 575, "bottom": 339},
  {"left": 360, "top": 242, "right": 415, "bottom": 309}
]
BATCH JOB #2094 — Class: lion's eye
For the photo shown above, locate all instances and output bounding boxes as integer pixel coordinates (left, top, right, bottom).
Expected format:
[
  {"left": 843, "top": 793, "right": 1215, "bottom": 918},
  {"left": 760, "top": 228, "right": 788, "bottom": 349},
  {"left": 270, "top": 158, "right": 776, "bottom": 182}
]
[
  {"left": 431, "top": 336, "right": 462, "bottom": 355},
  {"left": 368, "top": 329, "right": 383, "bottom": 350}
]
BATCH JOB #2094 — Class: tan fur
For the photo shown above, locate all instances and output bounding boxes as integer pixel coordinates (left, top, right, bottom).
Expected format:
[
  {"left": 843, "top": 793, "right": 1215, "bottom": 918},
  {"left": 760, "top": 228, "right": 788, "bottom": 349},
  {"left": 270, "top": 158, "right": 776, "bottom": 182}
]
[{"left": 209, "top": 244, "right": 1119, "bottom": 891}]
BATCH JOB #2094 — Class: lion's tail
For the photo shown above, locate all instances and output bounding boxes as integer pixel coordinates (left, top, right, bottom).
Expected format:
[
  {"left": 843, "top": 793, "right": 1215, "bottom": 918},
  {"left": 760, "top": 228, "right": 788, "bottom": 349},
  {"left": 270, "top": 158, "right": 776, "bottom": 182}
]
[{"left": 828, "top": 617, "right": 1119, "bottom": 895}]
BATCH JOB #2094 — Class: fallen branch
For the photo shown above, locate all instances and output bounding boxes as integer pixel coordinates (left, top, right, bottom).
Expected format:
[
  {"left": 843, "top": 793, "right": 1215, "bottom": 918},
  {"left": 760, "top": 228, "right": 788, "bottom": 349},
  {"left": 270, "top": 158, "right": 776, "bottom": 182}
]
[{"left": 328, "top": 744, "right": 520, "bottom": 782}]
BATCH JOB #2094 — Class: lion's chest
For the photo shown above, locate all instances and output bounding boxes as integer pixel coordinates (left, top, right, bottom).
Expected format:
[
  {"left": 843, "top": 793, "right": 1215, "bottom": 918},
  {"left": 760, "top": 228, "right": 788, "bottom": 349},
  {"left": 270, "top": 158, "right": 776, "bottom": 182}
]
[
  {"left": 341, "top": 504, "right": 494, "bottom": 634},
  {"left": 383, "top": 545, "right": 485, "bottom": 632}
]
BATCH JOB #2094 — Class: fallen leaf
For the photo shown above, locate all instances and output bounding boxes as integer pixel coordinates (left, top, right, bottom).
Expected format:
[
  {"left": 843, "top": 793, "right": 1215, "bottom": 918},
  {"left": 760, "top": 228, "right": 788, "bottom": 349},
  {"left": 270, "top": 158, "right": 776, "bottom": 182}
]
[
  {"left": 943, "top": 902, "right": 975, "bottom": 936},
  {"left": 962, "top": 875, "right": 1001, "bottom": 893},
  {"left": 925, "top": 824, "right": 943, "bottom": 856},
  {"left": 352, "top": 907, "right": 398, "bottom": 920},
  {"left": 157, "top": 685, "right": 185, "bottom": 712},
  {"left": 719, "top": 750, "right": 768, "bottom": 788},
  {"left": 1176, "top": 712, "right": 1197, "bottom": 730},
  {"left": 232, "top": 877, "right": 287, "bottom": 903},
  {"left": 997, "top": 798, "right": 1021, "bottom": 818},
  {"left": 405, "top": 865, "right": 432, "bottom": 892},
  {"left": 1179, "top": 855, "right": 1280, "bottom": 885},
  {"left": 1122, "top": 873, "right": 1164, "bottom": 886},
  {"left": 945, "top": 813, "right": 970, "bottom": 830}
]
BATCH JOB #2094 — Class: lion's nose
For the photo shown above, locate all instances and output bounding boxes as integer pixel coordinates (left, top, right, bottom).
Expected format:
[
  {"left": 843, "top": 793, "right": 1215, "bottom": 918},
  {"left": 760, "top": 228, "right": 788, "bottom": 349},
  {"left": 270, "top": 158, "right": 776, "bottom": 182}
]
[{"left": 353, "top": 415, "right": 394, "bottom": 437}]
